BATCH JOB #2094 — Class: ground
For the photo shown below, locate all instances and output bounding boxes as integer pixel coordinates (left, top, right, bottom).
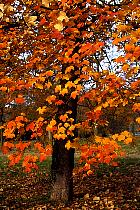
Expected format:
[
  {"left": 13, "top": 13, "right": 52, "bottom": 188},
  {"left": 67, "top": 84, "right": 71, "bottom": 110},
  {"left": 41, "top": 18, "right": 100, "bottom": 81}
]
[{"left": 0, "top": 139, "right": 140, "bottom": 210}]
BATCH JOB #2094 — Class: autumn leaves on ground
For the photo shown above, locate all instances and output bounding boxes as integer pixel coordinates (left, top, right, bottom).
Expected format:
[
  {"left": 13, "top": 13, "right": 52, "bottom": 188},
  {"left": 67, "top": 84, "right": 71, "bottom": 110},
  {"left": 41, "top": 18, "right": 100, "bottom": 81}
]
[{"left": 0, "top": 139, "right": 140, "bottom": 210}]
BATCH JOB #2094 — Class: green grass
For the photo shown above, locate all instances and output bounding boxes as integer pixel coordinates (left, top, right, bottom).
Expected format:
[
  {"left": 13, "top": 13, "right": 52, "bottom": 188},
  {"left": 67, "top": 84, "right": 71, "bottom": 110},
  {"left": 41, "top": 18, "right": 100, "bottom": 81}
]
[
  {"left": 0, "top": 153, "right": 52, "bottom": 178},
  {"left": 120, "top": 137, "right": 140, "bottom": 156},
  {"left": 0, "top": 137, "right": 140, "bottom": 178}
]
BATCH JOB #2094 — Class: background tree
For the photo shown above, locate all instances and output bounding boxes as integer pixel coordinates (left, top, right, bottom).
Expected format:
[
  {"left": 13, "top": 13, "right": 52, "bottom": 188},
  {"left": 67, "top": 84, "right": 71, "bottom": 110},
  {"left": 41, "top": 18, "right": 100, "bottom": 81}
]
[{"left": 0, "top": 0, "right": 140, "bottom": 204}]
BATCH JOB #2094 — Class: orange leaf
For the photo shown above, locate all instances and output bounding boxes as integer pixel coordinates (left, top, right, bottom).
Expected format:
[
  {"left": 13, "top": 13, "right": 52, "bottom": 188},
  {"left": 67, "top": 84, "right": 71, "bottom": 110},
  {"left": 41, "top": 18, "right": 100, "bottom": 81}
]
[
  {"left": 2, "top": 145, "right": 9, "bottom": 154},
  {"left": 60, "top": 114, "right": 68, "bottom": 122},
  {"left": 14, "top": 154, "right": 22, "bottom": 164},
  {"left": 15, "top": 141, "right": 30, "bottom": 151},
  {"left": 3, "top": 142, "right": 14, "bottom": 149},
  {"left": 111, "top": 162, "right": 118, "bottom": 167},
  {"left": 104, "top": 156, "right": 111, "bottom": 164},
  {"left": 124, "top": 137, "right": 132, "bottom": 144},
  {"left": 26, "top": 122, "right": 35, "bottom": 131},
  {"left": 0, "top": 86, "right": 7, "bottom": 91},
  {"left": 71, "top": 91, "right": 77, "bottom": 99},
  {"left": 46, "top": 70, "right": 53, "bottom": 76},
  {"left": 46, "top": 95, "right": 56, "bottom": 104},
  {"left": 40, "top": 153, "right": 47, "bottom": 162},
  {"left": 15, "top": 96, "right": 25, "bottom": 104},
  {"left": 87, "top": 170, "right": 93, "bottom": 176},
  {"left": 40, "top": 17, "right": 46, "bottom": 25},
  {"left": 118, "top": 134, "right": 125, "bottom": 141},
  {"left": 55, "top": 100, "right": 64, "bottom": 105},
  {"left": 84, "top": 163, "right": 90, "bottom": 171},
  {"left": 3, "top": 130, "right": 15, "bottom": 139}
]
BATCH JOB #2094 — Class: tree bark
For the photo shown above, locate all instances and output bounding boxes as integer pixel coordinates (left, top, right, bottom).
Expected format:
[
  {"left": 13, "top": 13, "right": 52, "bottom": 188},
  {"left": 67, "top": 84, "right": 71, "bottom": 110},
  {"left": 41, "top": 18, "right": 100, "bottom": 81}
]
[
  {"left": 50, "top": 97, "right": 78, "bottom": 203},
  {"left": 51, "top": 140, "right": 75, "bottom": 203}
]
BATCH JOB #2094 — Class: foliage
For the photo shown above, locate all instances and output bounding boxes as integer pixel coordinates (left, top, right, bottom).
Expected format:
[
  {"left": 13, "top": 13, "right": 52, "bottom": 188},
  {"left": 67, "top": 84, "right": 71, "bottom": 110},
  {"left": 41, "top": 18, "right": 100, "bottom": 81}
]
[{"left": 0, "top": 0, "right": 140, "bottom": 178}]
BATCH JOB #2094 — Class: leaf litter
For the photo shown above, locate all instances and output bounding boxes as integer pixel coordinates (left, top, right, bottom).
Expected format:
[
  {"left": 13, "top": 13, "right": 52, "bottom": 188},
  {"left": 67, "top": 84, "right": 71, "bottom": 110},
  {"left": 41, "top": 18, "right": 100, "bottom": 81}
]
[{"left": 0, "top": 157, "right": 140, "bottom": 210}]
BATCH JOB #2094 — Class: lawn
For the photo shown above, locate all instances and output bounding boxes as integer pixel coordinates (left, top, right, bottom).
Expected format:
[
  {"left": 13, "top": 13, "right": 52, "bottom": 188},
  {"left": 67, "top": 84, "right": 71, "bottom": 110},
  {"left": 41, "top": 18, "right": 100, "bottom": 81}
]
[{"left": 0, "top": 138, "right": 140, "bottom": 209}]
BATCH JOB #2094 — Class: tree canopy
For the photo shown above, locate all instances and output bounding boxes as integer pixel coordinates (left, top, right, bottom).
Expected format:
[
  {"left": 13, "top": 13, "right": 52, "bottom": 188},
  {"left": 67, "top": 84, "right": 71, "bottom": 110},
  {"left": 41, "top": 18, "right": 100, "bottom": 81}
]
[{"left": 0, "top": 0, "right": 140, "bottom": 203}]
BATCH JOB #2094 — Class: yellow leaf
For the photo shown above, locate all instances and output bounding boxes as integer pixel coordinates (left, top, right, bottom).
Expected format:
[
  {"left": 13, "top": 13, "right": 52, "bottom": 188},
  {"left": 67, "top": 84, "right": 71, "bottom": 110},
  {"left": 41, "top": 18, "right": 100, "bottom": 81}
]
[
  {"left": 58, "top": 126, "right": 65, "bottom": 133},
  {"left": 102, "top": 102, "right": 108, "bottom": 108},
  {"left": 26, "top": 16, "right": 37, "bottom": 26},
  {"left": 76, "top": 84, "right": 82, "bottom": 91},
  {"left": 65, "top": 66, "right": 74, "bottom": 73},
  {"left": 57, "top": 11, "right": 69, "bottom": 22},
  {"left": 50, "top": 119, "right": 56, "bottom": 126},
  {"left": 95, "top": 136, "right": 102, "bottom": 143},
  {"left": 68, "top": 118, "right": 74, "bottom": 123},
  {"left": 60, "top": 133, "right": 67, "bottom": 140},
  {"left": 68, "top": 125, "right": 75, "bottom": 131},
  {"left": 55, "top": 85, "right": 61, "bottom": 93},
  {"left": 121, "top": 131, "right": 131, "bottom": 138},
  {"left": 74, "top": 78, "right": 80, "bottom": 84},
  {"left": 63, "top": 74, "right": 70, "bottom": 80},
  {"left": 54, "top": 21, "right": 63, "bottom": 31},
  {"left": 0, "top": 11, "right": 3, "bottom": 18},
  {"left": 112, "top": 134, "right": 119, "bottom": 140},
  {"left": 64, "top": 123, "right": 69, "bottom": 128},
  {"left": 65, "top": 81, "right": 75, "bottom": 89},
  {"left": 65, "top": 140, "right": 71, "bottom": 150},
  {"left": 118, "top": 134, "right": 125, "bottom": 141},
  {"left": 66, "top": 110, "right": 72, "bottom": 114},
  {"left": 46, "top": 119, "right": 56, "bottom": 132},
  {"left": 37, "top": 106, "right": 47, "bottom": 114},
  {"left": 60, "top": 88, "right": 68, "bottom": 96},
  {"left": 0, "top": 4, "right": 4, "bottom": 11},
  {"left": 37, "top": 117, "right": 44, "bottom": 122},
  {"left": 6, "top": 5, "right": 14, "bottom": 12},
  {"left": 35, "top": 83, "right": 43, "bottom": 89},
  {"left": 87, "top": 170, "right": 93, "bottom": 176},
  {"left": 42, "top": 0, "right": 50, "bottom": 7},
  {"left": 136, "top": 117, "right": 140, "bottom": 124},
  {"left": 45, "top": 82, "right": 52, "bottom": 88},
  {"left": 94, "top": 106, "right": 102, "bottom": 111}
]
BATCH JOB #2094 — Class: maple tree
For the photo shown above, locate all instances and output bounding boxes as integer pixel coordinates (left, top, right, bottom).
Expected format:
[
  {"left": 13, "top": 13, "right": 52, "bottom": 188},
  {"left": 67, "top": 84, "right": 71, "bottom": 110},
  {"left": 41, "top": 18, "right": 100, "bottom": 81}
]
[{"left": 0, "top": 0, "right": 140, "bottom": 203}]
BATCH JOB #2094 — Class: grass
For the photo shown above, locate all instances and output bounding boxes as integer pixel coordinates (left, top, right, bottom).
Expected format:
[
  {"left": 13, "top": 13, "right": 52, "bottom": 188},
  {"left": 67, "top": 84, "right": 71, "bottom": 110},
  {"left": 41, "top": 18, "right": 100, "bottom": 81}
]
[
  {"left": 0, "top": 153, "right": 52, "bottom": 178},
  {"left": 0, "top": 136, "right": 140, "bottom": 177}
]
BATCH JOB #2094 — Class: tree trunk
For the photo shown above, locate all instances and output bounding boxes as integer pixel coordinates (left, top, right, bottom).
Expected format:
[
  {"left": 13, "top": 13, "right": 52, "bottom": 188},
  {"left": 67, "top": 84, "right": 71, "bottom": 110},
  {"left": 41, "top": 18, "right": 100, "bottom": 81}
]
[
  {"left": 51, "top": 140, "right": 74, "bottom": 203},
  {"left": 50, "top": 96, "right": 77, "bottom": 203}
]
